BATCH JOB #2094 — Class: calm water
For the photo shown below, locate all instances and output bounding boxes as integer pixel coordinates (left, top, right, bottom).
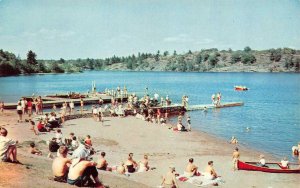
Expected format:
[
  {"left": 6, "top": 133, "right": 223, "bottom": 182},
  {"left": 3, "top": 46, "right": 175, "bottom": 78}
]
[{"left": 0, "top": 71, "right": 299, "bottom": 161}]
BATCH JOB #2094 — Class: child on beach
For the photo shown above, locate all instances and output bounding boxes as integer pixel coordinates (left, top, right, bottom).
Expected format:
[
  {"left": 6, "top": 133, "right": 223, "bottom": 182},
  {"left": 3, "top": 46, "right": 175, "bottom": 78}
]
[
  {"left": 187, "top": 116, "right": 191, "bottom": 131},
  {"left": 85, "top": 135, "right": 92, "bottom": 146},
  {"left": 29, "top": 142, "right": 42, "bottom": 155},
  {"left": 232, "top": 147, "right": 240, "bottom": 171},
  {"left": 30, "top": 121, "right": 38, "bottom": 135},
  {"left": 55, "top": 129, "right": 63, "bottom": 144},
  {"left": 71, "top": 136, "right": 79, "bottom": 150}
]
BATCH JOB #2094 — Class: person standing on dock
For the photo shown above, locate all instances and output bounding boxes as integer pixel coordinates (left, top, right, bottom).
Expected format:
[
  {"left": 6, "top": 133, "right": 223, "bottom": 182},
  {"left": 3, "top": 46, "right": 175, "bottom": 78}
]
[
  {"left": 211, "top": 94, "right": 215, "bottom": 105},
  {"left": 216, "top": 92, "right": 222, "bottom": 106},
  {"left": 80, "top": 98, "right": 84, "bottom": 115}
]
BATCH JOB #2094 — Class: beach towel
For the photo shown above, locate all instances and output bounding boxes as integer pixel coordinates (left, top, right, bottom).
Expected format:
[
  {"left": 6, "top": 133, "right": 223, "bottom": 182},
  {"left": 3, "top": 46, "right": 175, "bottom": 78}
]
[{"left": 176, "top": 172, "right": 224, "bottom": 187}]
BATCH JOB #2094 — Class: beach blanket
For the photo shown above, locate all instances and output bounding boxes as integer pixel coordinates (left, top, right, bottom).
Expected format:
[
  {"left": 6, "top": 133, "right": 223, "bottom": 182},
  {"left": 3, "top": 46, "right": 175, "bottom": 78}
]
[{"left": 176, "top": 172, "right": 224, "bottom": 187}]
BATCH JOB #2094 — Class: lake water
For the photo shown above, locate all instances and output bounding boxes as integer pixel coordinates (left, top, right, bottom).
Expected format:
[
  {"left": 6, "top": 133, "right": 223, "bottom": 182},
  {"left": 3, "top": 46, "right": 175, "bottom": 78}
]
[{"left": 0, "top": 71, "right": 299, "bottom": 161}]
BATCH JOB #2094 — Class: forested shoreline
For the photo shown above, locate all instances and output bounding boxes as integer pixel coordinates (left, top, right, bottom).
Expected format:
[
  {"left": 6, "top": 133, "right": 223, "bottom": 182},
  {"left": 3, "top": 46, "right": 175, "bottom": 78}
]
[{"left": 0, "top": 47, "right": 299, "bottom": 76}]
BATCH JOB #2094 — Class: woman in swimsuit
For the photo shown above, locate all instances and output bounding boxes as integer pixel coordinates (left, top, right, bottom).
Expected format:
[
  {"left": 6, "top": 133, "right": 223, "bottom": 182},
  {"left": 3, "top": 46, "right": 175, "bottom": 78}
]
[{"left": 125, "top": 153, "right": 137, "bottom": 173}]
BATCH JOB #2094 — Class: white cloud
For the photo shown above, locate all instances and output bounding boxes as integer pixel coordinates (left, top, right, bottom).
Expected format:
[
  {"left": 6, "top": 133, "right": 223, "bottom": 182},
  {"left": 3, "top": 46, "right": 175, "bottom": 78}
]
[
  {"left": 163, "top": 34, "right": 192, "bottom": 43},
  {"left": 21, "top": 28, "right": 75, "bottom": 40}
]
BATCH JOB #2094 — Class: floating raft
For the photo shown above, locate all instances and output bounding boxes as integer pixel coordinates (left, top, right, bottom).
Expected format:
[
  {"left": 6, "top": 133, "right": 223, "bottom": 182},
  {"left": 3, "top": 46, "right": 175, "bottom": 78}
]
[{"left": 187, "top": 102, "right": 244, "bottom": 111}]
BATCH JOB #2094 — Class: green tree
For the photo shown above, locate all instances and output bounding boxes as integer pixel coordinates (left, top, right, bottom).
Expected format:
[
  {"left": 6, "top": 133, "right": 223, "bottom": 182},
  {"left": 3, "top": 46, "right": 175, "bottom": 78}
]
[
  {"left": 208, "top": 53, "right": 219, "bottom": 66},
  {"left": 195, "top": 54, "right": 202, "bottom": 64},
  {"left": 231, "top": 52, "right": 241, "bottom": 63},
  {"left": 244, "top": 46, "right": 252, "bottom": 53},
  {"left": 173, "top": 50, "right": 177, "bottom": 56},
  {"left": 269, "top": 48, "right": 282, "bottom": 62},
  {"left": 155, "top": 50, "right": 160, "bottom": 61},
  {"left": 27, "top": 50, "right": 37, "bottom": 66},
  {"left": 163, "top": 51, "right": 169, "bottom": 56},
  {"left": 241, "top": 53, "right": 256, "bottom": 64},
  {"left": 294, "top": 58, "right": 300, "bottom": 72},
  {"left": 51, "top": 62, "right": 64, "bottom": 73}
]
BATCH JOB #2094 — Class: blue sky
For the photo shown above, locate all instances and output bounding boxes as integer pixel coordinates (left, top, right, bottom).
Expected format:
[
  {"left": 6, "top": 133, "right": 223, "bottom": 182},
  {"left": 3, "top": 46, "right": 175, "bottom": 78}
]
[{"left": 0, "top": 0, "right": 299, "bottom": 59}]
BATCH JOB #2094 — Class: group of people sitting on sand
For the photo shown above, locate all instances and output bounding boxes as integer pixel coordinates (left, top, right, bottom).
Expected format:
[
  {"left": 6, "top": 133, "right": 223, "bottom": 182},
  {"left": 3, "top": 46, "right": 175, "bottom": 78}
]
[{"left": 161, "top": 158, "right": 219, "bottom": 188}]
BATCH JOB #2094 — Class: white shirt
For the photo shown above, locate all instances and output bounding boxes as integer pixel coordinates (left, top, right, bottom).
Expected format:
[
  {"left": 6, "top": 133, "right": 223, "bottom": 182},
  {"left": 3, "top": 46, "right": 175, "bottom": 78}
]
[
  {"left": 93, "top": 108, "right": 98, "bottom": 114},
  {"left": 260, "top": 158, "right": 266, "bottom": 165},
  {"left": 17, "top": 105, "right": 22, "bottom": 110},
  {"left": 0, "top": 136, "right": 16, "bottom": 160},
  {"left": 69, "top": 102, "right": 74, "bottom": 109},
  {"left": 281, "top": 160, "right": 289, "bottom": 167}
]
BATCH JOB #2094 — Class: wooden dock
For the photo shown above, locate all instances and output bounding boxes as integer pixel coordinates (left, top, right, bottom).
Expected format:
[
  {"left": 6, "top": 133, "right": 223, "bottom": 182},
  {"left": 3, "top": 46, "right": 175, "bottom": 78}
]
[
  {"left": 149, "top": 101, "right": 244, "bottom": 113},
  {"left": 187, "top": 102, "right": 244, "bottom": 111},
  {"left": 3, "top": 94, "right": 128, "bottom": 109}
]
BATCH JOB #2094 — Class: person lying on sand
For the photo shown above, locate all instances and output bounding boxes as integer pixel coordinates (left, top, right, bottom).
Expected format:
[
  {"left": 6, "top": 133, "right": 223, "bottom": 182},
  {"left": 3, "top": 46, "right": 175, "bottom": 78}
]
[
  {"left": 52, "top": 146, "right": 72, "bottom": 183},
  {"left": 125, "top": 153, "right": 138, "bottom": 173},
  {"left": 97, "top": 152, "right": 111, "bottom": 171},
  {"left": 67, "top": 157, "right": 104, "bottom": 187},
  {"left": 0, "top": 128, "right": 20, "bottom": 163},
  {"left": 29, "top": 142, "right": 42, "bottom": 155},
  {"left": 161, "top": 166, "right": 179, "bottom": 188},
  {"left": 204, "top": 161, "right": 218, "bottom": 180},
  {"left": 184, "top": 158, "right": 198, "bottom": 177}
]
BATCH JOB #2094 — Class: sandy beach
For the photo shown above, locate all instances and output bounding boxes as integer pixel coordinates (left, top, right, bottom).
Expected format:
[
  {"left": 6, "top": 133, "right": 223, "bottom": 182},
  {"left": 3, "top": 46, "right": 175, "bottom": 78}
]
[{"left": 0, "top": 109, "right": 299, "bottom": 188}]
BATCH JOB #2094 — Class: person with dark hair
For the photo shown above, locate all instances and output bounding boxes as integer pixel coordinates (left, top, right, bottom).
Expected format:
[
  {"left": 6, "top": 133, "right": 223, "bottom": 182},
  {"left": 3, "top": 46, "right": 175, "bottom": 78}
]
[
  {"left": 16, "top": 102, "right": 23, "bottom": 122},
  {"left": 67, "top": 157, "right": 103, "bottom": 187},
  {"left": 0, "top": 128, "right": 19, "bottom": 163},
  {"left": 232, "top": 147, "right": 240, "bottom": 171},
  {"left": 185, "top": 158, "right": 198, "bottom": 177},
  {"left": 52, "top": 146, "right": 72, "bottom": 183},
  {"left": 97, "top": 152, "right": 111, "bottom": 171},
  {"left": 29, "top": 142, "right": 42, "bottom": 155},
  {"left": 84, "top": 135, "right": 92, "bottom": 146},
  {"left": 205, "top": 161, "right": 218, "bottom": 180},
  {"left": 30, "top": 121, "right": 38, "bottom": 135},
  {"left": 125, "top": 153, "right": 138, "bottom": 173},
  {"left": 37, "top": 119, "right": 50, "bottom": 132}
]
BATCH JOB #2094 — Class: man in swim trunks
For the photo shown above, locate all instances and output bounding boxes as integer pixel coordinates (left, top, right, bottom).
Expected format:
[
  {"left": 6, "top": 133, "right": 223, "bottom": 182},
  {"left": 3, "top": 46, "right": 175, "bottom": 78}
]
[
  {"left": 67, "top": 157, "right": 103, "bottom": 187},
  {"left": 97, "top": 152, "right": 111, "bottom": 171},
  {"left": 161, "top": 166, "right": 179, "bottom": 188},
  {"left": 0, "top": 128, "right": 19, "bottom": 163},
  {"left": 185, "top": 158, "right": 198, "bottom": 177},
  {"left": 232, "top": 147, "right": 240, "bottom": 171},
  {"left": 52, "top": 146, "right": 71, "bottom": 183},
  {"left": 205, "top": 161, "right": 218, "bottom": 180}
]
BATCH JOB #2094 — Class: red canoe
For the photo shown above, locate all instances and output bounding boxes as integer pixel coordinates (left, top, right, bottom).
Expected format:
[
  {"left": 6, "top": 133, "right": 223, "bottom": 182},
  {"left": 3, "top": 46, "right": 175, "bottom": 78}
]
[
  {"left": 234, "top": 86, "right": 248, "bottom": 91},
  {"left": 237, "top": 160, "right": 300, "bottom": 173}
]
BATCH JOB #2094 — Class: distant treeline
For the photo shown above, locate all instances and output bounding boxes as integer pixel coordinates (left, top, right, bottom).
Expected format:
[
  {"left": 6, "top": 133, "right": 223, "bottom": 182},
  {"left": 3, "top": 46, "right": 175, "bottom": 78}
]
[{"left": 0, "top": 47, "right": 299, "bottom": 76}]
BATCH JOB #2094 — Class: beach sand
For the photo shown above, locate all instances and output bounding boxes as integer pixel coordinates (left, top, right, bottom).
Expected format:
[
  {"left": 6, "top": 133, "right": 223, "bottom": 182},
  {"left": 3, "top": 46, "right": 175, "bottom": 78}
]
[{"left": 0, "top": 110, "right": 299, "bottom": 188}]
